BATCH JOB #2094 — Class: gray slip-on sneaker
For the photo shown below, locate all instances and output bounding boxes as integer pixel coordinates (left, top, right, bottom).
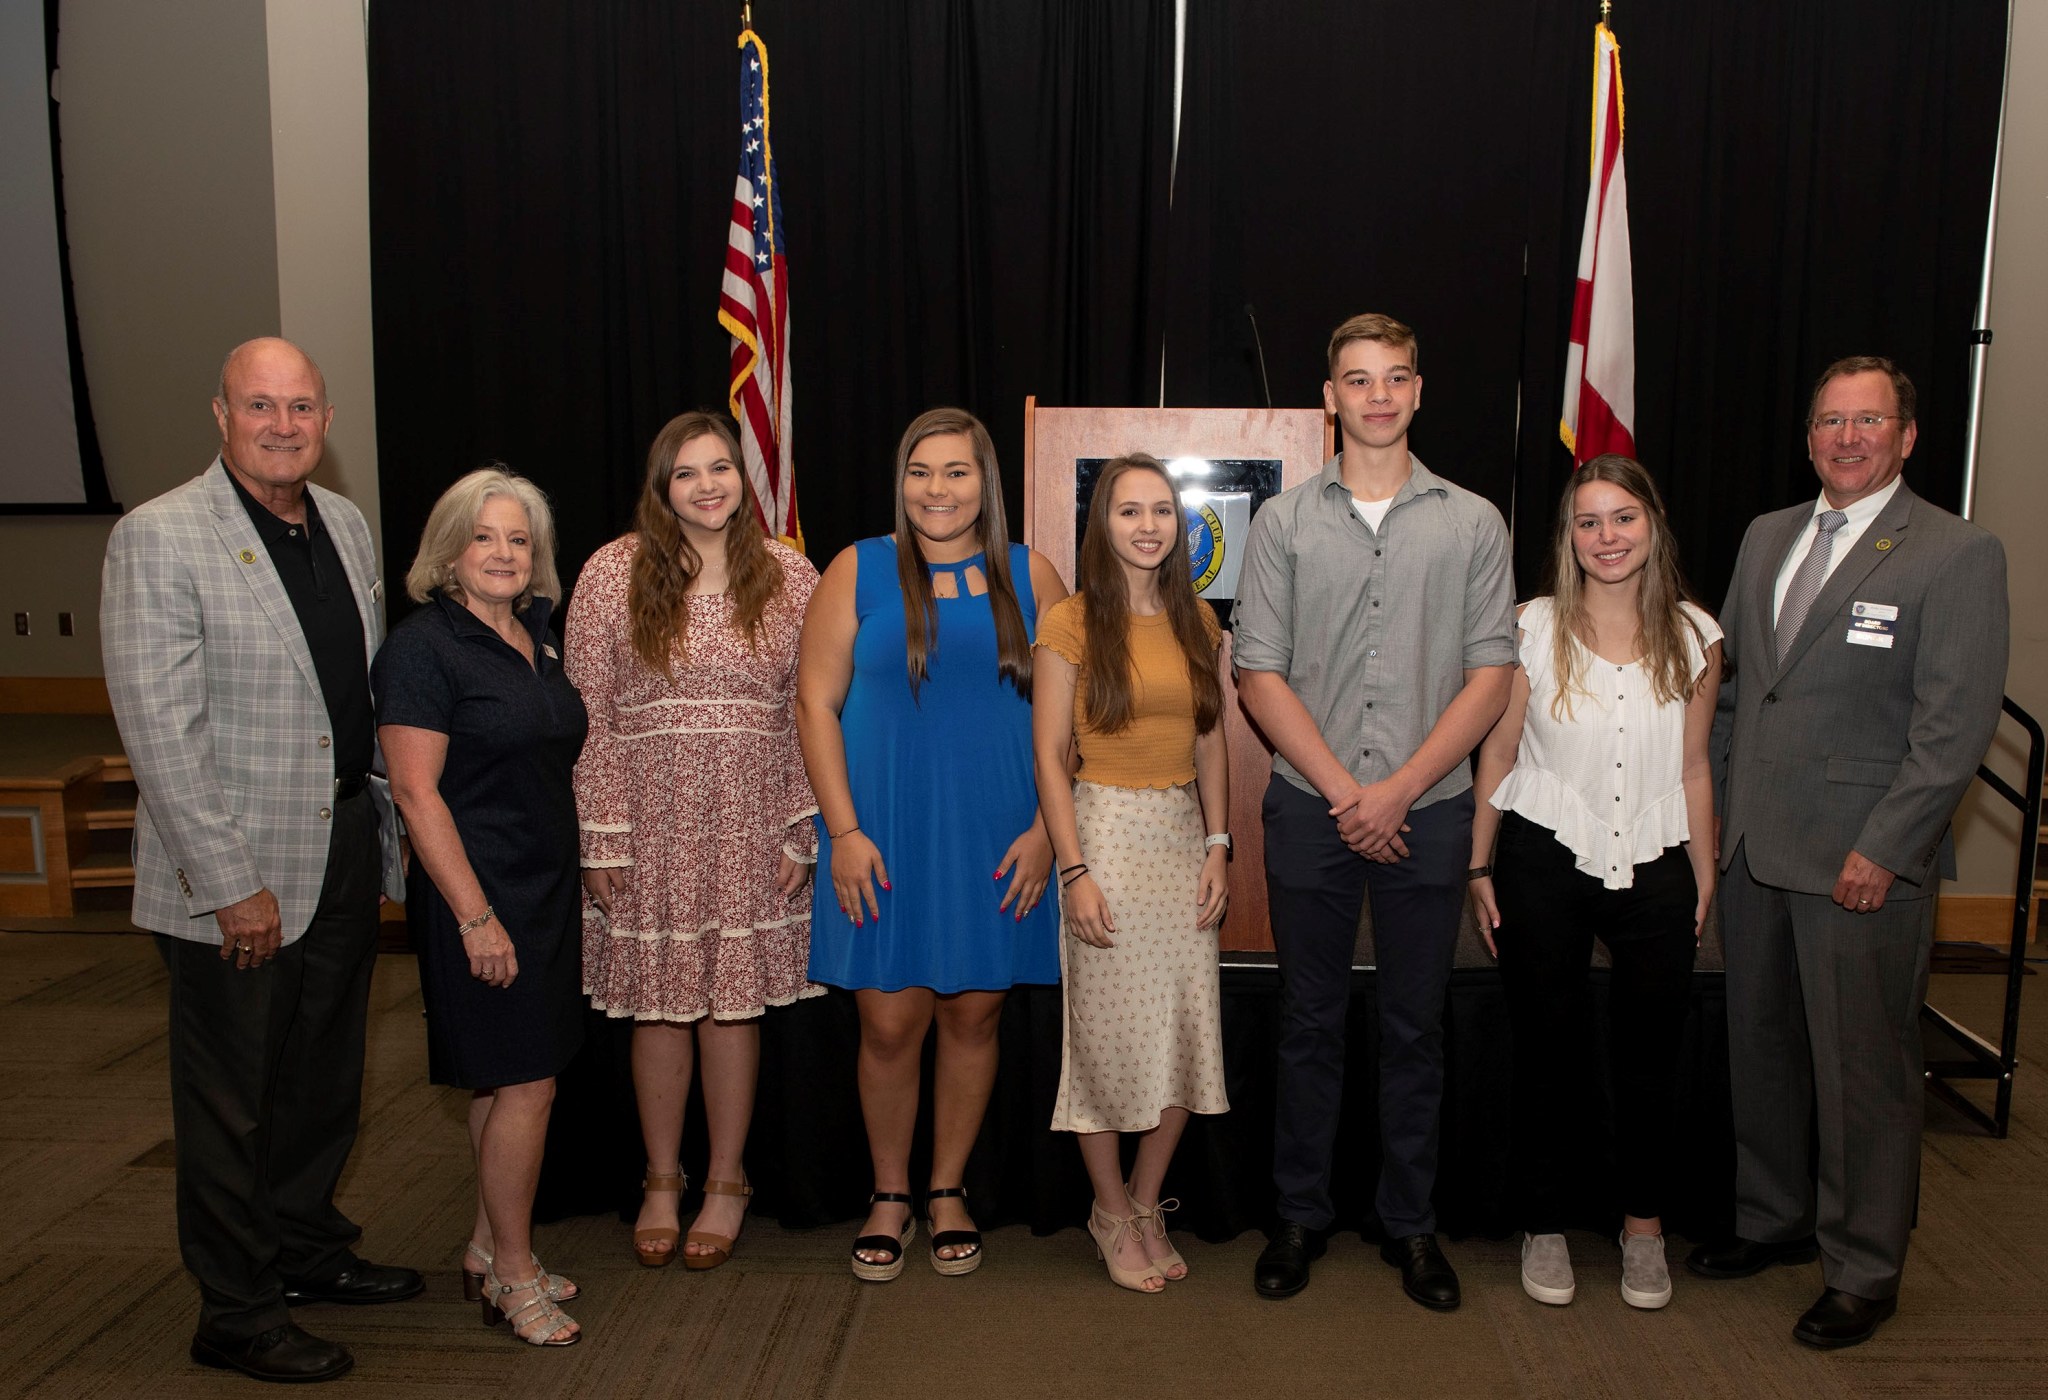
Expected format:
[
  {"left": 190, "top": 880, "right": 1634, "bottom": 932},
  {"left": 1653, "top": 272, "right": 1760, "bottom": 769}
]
[
  {"left": 1521, "top": 1232, "right": 1575, "bottom": 1305},
  {"left": 1620, "top": 1230, "right": 1673, "bottom": 1309}
]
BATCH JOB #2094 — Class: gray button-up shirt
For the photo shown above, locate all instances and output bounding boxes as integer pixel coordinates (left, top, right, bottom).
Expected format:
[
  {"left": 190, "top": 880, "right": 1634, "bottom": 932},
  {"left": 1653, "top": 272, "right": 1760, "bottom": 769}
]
[{"left": 1233, "top": 453, "right": 1516, "bottom": 808}]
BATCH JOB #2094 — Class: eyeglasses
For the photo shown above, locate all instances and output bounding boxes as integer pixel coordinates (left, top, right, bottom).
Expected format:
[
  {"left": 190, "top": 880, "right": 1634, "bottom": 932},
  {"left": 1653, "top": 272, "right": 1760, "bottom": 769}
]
[{"left": 1808, "top": 414, "right": 1905, "bottom": 432}]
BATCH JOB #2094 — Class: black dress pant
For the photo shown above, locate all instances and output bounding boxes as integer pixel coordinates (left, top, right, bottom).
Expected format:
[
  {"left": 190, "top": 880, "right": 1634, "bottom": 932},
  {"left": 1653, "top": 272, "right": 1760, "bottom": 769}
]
[
  {"left": 1491, "top": 810, "right": 1698, "bottom": 1231},
  {"left": 1264, "top": 776, "right": 1471, "bottom": 1236},
  {"left": 156, "top": 787, "right": 381, "bottom": 1339}
]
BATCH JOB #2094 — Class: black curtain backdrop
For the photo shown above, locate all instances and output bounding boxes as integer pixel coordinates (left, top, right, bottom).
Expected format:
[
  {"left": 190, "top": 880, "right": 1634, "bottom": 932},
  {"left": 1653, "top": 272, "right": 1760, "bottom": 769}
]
[
  {"left": 1165, "top": 1, "right": 2005, "bottom": 605},
  {"left": 369, "top": 0, "right": 1174, "bottom": 610},
  {"left": 372, "top": 1, "right": 2003, "bottom": 613},
  {"left": 366, "top": 2, "right": 2004, "bottom": 1233},
  {"left": 1506, "top": 1, "right": 2006, "bottom": 605}
]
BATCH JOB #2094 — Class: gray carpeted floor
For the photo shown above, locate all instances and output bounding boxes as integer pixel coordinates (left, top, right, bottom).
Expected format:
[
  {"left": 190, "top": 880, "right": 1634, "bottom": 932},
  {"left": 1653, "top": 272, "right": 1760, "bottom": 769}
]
[{"left": 5, "top": 929, "right": 2046, "bottom": 1399}]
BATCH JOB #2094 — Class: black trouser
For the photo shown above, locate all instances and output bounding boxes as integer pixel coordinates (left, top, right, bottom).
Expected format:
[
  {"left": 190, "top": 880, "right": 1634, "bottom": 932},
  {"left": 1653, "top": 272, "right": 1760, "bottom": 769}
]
[
  {"left": 1264, "top": 776, "right": 1471, "bottom": 1236},
  {"left": 1491, "top": 810, "right": 1698, "bottom": 1232},
  {"left": 156, "top": 787, "right": 381, "bottom": 1339}
]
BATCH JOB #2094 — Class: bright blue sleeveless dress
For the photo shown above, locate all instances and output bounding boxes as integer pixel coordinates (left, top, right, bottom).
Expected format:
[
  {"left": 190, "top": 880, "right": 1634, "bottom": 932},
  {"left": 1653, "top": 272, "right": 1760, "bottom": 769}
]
[{"left": 808, "top": 537, "right": 1060, "bottom": 992}]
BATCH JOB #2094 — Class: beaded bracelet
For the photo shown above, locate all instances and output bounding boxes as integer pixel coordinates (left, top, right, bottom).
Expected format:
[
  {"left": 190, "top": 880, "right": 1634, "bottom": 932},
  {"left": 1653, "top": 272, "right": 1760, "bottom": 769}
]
[{"left": 456, "top": 905, "right": 496, "bottom": 937}]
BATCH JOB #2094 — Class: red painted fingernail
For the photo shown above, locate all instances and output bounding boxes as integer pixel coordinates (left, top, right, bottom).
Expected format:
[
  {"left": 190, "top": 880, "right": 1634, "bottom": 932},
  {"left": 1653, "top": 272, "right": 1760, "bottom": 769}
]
[{"left": 880, "top": 880, "right": 891, "bottom": 890}]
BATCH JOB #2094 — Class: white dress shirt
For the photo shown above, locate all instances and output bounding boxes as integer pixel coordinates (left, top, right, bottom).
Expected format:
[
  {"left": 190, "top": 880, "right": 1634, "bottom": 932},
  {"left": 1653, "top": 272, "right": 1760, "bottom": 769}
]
[{"left": 1770, "top": 476, "right": 1903, "bottom": 624}]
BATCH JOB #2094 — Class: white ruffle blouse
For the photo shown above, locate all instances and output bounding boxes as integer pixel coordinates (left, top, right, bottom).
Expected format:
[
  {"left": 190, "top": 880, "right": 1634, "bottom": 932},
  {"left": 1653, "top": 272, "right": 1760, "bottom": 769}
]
[{"left": 1491, "top": 597, "right": 1720, "bottom": 890}]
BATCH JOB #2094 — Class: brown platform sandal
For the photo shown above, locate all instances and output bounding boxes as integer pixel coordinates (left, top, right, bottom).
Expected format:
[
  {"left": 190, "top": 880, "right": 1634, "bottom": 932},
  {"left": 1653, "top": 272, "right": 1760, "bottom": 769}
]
[
  {"left": 634, "top": 1166, "right": 687, "bottom": 1268},
  {"left": 682, "top": 1178, "right": 753, "bottom": 1271}
]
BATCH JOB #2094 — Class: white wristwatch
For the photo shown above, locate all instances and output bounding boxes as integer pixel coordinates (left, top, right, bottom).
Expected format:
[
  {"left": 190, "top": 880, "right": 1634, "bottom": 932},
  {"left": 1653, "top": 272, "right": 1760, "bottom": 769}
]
[{"left": 1204, "top": 833, "right": 1232, "bottom": 850}]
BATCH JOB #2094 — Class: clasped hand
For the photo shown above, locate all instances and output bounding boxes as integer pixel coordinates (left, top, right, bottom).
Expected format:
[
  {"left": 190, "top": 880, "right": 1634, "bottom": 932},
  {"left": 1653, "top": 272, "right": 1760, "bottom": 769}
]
[{"left": 1330, "top": 777, "right": 1412, "bottom": 861}]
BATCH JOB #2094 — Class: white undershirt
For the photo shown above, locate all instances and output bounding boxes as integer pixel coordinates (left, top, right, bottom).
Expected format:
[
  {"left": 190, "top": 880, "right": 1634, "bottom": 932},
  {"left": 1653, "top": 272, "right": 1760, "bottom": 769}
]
[
  {"left": 1770, "top": 476, "right": 1902, "bottom": 624},
  {"left": 1351, "top": 495, "right": 1393, "bottom": 533}
]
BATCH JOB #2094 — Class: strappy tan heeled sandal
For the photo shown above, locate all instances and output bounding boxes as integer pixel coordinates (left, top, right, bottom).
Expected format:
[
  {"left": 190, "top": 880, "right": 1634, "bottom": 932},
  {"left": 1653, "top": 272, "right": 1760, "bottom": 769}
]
[
  {"left": 1087, "top": 1203, "right": 1166, "bottom": 1294},
  {"left": 462, "top": 1241, "right": 577, "bottom": 1302},
  {"left": 634, "top": 1166, "right": 687, "bottom": 1268},
  {"left": 1125, "top": 1183, "right": 1189, "bottom": 1280},
  {"left": 682, "top": 1178, "right": 753, "bottom": 1271},
  {"left": 480, "top": 1263, "right": 581, "bottom": 1346}
]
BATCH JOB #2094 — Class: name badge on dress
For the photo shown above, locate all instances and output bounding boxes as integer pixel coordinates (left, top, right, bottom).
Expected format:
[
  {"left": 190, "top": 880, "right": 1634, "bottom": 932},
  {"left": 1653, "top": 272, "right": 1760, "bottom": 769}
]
[{"left": 1846, "top": 601, "right": 1897, "bottom": 649}]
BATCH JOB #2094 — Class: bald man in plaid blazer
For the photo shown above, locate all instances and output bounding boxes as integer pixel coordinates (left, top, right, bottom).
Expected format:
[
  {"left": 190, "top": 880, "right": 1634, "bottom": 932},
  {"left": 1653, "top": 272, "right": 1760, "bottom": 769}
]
[{"left": 102, "top": 339, "right": 416, "bottom": 1384}]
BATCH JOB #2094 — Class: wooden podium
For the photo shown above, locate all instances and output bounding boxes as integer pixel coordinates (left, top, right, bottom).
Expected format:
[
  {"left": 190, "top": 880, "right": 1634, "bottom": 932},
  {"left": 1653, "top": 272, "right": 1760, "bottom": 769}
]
[{"left": 1021, "top": 399, "right": 1333, "bottom": 953}]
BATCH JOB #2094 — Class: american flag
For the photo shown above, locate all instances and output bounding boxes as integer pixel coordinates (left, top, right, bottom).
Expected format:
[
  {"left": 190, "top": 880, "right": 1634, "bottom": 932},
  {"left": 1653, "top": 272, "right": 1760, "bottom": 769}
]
[{"left": 717, "top": 26, "right": 799, "bottom": 546}]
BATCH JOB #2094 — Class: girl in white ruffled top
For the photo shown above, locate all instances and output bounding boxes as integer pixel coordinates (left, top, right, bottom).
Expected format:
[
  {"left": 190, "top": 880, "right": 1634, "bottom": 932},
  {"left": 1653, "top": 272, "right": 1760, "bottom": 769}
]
[{"left": 1469, "top": 454, "right": 1722, "bottom": 1315}]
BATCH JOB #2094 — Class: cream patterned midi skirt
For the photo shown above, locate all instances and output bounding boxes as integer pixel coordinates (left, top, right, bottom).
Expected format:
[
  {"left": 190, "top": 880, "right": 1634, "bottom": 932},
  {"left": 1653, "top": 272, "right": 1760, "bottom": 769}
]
[{"left": 1051, "top": 780, "right": 1229, "bottom": 1133}]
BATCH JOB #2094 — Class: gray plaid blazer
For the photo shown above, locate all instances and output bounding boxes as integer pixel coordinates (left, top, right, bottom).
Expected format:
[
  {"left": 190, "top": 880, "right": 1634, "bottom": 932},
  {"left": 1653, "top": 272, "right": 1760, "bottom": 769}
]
[{"left": 101, "top": 461, "right": 405, "bottom": 943}]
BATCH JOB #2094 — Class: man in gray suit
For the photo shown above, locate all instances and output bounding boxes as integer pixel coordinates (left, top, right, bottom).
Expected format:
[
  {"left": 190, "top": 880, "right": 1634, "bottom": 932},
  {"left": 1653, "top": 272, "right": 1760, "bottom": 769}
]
[
  {"left": 102, "top": 338, "right": 419, "bottom": 1384},
  {"left": 1687, "top": 357, "right": 2008, "bottom": 1347}
]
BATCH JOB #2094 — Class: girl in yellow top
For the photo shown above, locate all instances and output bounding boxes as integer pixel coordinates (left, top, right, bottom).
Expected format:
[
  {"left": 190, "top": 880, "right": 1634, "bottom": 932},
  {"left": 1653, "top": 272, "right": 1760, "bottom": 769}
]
[{"left": 1032, "top": 453, "right": 1232, "bottom": 1295}]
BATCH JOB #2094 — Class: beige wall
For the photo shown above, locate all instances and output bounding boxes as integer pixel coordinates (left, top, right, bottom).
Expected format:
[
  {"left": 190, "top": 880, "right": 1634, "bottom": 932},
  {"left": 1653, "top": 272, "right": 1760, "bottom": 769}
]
[
  {"left": 0, "top": 0, "right": 379, "bottom": 678},
  {"left": 266, "top": 0, "right": 381, "bottom": 529},
  {"left": 1952, "top": 4, "right": 2048, "bottom": 903}
]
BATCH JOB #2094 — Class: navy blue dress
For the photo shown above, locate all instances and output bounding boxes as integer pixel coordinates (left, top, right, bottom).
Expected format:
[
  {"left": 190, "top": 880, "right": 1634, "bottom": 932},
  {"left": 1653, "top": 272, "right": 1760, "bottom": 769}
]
[
  {"left": 808, "top": 539, "right": 1060, "bottom": 992},
  {"left": 372, "top": 590, "right": 588, "bottom": 1089}
]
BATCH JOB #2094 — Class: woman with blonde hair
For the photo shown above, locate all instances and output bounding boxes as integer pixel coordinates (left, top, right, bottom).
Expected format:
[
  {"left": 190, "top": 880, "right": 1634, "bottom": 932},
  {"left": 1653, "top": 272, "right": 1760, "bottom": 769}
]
[
  {"left": 1032, "top": 454, "right": 1231, "bottom": 1293},
  {"left": 567, "top": 411, "right": 820, "bottom": 1272},
  {"left": 797, "top": 407, "right": 1067, "bottom": 1281},
  {"left": 1469, "top": 454, "right": 1721, "bottom": 1313},
  {"left": 374, "top": 467, "right": 587, "bottom": 1345}
]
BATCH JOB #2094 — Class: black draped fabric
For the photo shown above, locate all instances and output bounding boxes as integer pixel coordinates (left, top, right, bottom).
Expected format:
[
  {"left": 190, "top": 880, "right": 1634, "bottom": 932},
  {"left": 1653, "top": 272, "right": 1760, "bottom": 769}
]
[
  {"left": 538, "top": 972, "right": 1737, "bottom": 1244},
  {"left": 1163, "top": 2, "right": 1533, "bottom": 512},
  {"left": 1167, "top": 2, "right": 2003, "bottom": 605},
  {"left": 369, "top": 1, "right": 1175, "bottom": 602},
  {"left": 1507, "top": 1, "right": 2005, "bottom": 602}
]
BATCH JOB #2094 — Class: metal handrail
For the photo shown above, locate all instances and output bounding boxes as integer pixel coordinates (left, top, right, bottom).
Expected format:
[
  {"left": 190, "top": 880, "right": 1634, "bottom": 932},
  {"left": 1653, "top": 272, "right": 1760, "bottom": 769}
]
[{"left": 1923, "top": 693, "right": 2044, "bottom": 1137}]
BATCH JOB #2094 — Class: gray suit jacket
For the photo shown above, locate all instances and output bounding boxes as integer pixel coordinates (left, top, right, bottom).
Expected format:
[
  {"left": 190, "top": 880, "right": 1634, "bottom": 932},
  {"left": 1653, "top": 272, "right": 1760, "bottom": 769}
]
[
  {"left": 100, "top": 461, "right": 405, "bottom": 943},
  {"left": 1714, "top": 481, "right": 2008, "bottom": 897}
]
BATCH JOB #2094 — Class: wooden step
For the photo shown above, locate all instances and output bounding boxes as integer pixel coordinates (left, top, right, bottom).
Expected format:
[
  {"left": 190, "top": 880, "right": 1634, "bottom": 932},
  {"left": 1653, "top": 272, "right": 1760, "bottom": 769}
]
[
  {"left": 86, "top": 805, "right": 134, "bottom": 831},
  {"left": 70, "top": 851, "right": 135, "bottom": 889}
]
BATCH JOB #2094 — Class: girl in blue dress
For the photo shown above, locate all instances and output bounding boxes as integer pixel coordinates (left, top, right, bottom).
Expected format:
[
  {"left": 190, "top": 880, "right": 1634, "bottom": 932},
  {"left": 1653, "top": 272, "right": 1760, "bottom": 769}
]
[{"left": 796, "top": 407, "right": 1067, "bottom": 1281}]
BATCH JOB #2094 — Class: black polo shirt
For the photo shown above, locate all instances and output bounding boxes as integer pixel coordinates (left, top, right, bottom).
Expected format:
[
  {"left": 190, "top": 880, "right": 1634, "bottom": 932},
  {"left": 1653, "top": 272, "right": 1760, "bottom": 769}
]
[{"left": 228, "top": 467, "right": 374, "bottom": 783}]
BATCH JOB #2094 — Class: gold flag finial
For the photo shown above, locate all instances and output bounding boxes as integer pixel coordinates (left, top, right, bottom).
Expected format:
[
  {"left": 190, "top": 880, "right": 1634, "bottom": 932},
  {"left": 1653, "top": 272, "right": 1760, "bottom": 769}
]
[{"left": 1601, "top": 0, "right": 1612, "bottom": 18}]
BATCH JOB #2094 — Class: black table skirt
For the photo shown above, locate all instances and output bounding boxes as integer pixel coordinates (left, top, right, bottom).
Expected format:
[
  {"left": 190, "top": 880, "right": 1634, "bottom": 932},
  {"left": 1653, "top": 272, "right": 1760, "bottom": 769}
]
[{"left": 536, "top": 967, "right": 1737, "bottom": 1245}]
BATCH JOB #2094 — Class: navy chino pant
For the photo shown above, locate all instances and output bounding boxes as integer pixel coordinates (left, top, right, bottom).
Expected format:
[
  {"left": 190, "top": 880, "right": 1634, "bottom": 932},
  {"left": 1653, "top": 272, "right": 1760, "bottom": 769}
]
[{"left": 1263, "top": 776, "right": 1471, "bottom": 1236}]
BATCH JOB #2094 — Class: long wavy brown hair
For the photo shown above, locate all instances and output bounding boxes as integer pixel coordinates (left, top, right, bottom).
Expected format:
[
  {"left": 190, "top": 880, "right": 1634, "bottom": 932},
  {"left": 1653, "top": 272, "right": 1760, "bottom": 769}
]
[
  {"left": 1075, "top": 454, "right": 1222, "bottom": 735},
  {"left": 627, "top": 411, "right": 782, "bottom": 677},
  {"left": 891, "top": 408, "right": 1033, "bottom": 698},
  {"left": 1544, "top": 453, "right": 1707, "bottom": 720}
]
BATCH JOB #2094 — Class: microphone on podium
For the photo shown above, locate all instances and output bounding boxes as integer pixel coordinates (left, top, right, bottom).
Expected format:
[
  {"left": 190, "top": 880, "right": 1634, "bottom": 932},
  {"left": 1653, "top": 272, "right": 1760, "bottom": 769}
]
[{"left": 1245, "top": 304, "right": 1274, "bottom": 409}]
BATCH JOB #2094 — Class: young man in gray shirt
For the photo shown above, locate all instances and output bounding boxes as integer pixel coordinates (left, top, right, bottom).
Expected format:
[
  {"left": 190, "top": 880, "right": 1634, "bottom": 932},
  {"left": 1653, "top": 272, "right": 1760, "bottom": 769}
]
[{"left": 1234, "top": 313, "right": 1516, "bottom": 1306}]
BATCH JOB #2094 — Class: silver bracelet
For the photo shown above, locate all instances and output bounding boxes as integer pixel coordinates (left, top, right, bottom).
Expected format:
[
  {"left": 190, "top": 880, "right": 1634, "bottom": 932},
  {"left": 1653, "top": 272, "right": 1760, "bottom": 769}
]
[{"left": 456, "top": 905, "right": 496, "bottom": 937}]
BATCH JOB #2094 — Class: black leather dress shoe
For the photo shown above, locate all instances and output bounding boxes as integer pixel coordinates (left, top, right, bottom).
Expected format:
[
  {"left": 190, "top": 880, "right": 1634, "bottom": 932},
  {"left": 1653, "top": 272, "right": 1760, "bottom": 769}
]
[
  {"left": 1684, "top": 1235, "right": 1819, "bottom": 1279},
  {"left": 190, "top": 1322, "right": 354, "bottom": 1383},
  {"left": 1793, "top": 1287, "right": 1896, "bottom": 1348},
  {"left": 281, "top": 1259, "right": 426, "bottom": 1307},
  {"left": 1253, "top": 1221, "right": 1326, "bottom": 1299},
  {"left": 1378, "top": 1232, "right": 1460, "bottom": 1310}
]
